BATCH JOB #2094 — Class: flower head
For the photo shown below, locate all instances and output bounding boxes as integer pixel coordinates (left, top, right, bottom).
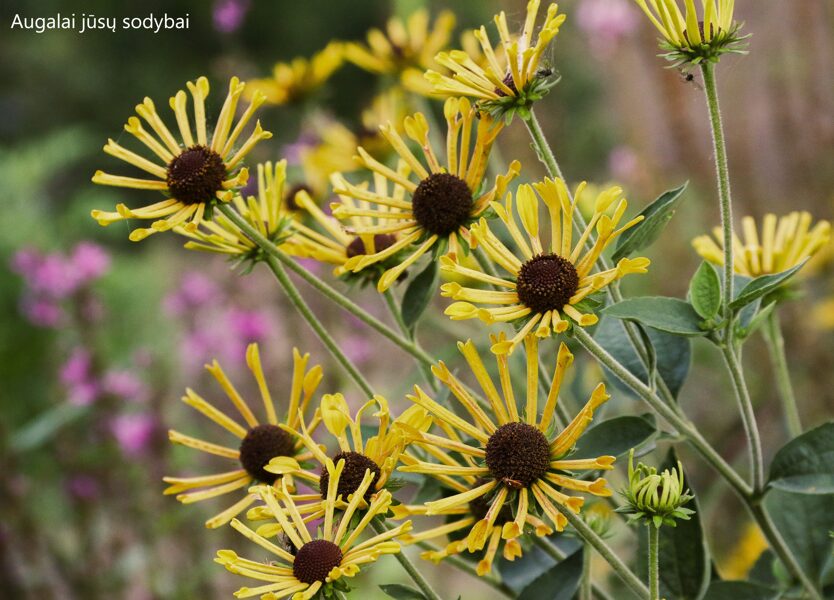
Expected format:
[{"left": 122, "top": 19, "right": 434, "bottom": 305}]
[
  {"left": 91, "top": 76, "right": 272, "bottom": 241},
  {"left": 441, "top": 178, "right": 649, "bottom": 355},
  {"left": 618, "top": 449, "right": 694, "bottom": 528},
  {"left": 333, "top": 97, "right": 520, "bottom": 292},
  {"left": 693, "top": 212, "right": 831, "bottom": 278},
  {"left": 163, "top": 344, "right": 323, "bottom": 528},
  {"left": 633, "top": 0, "right": 747, "bottom": 66},
  {"left": 396, "top": 337, "right": 614, "bottom": 575},
  {"left": 345, "top": 9, "right": 455, "bottom": 85},
  {"left": 176, "top": 160, "right": 294, "bottom": 262},
  {"left": 425, "top": 0, "right": 566, "bottom": 120},
  {"left": 260, "top": 394, "right": 429, "bottom": 511},
  {"left": 216, "top": 473, "right": 410, "bottom": 600},
  {"left": 246, "top": 42, "right": 344, "bottom": 106}
]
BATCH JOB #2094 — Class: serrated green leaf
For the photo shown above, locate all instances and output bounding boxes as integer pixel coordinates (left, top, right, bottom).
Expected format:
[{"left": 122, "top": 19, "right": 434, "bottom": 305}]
[
  {"left": 768, "top": 422, "right": 834, "bottom": 494},
  {"left": 517, "top": 549, "right": 583, "bottom": 600},
  {"left": 701, "top": 581, "right": 779, "bottom": 600},
  {"left": 603, "top": 297, "right": 707, "bottom": 337},
  {"left": 689, "top": 262, "right": 722, "bottom": 319},
  {"left": 572, "top": 415, "right": 657, "bottom": 459},
  {"left": 612, "top": 182, "right": 688, "bottom": 261},
  {"left": 379, "top": 583, "right": 427, "bottom": 600},
  {"left": 729, "top": 260, "right": 807, "bottom": 310},
  {"left": 400, "top": 260, "right": 439, "bottom": 331}
]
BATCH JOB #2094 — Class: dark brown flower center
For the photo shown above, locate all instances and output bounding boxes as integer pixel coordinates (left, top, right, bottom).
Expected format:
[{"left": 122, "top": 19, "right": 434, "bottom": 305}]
[
  {"left": 346, "top": 234, "right": 397, "bottom": 258},
  {"left": 238, "top": 424, "right": 296, "bottom": 484},
  {"left": 292, "top": 539, "right": 343, "bottom": 584},
  {"left": 516, "top": 253, "right": 580, "bottom": 314},
  {"left": 495, "top": 72, "right": 519, "bottom": 97},
  {"left": 485, "top": 422, "right": 550, "bottom": 489},
  {"left": 284, "top": 183, "right": 312, "bottom": 211},
  {"left": 166, "top": 145, "right": 226, "bottom": 205},
  {"left": 318, "top": 451, "right": 381, "bottom": 501},
  {"left": 411, "top": 173, "right": 473, "bottom": 237}
]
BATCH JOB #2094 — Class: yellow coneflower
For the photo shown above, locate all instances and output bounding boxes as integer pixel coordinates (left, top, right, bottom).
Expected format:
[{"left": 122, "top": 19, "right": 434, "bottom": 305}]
[
  {"left": 344, "top": 9, "right": 455, "bottom": 84},
  {"left": 632, "top": 0, "right": 746, "bottom": 65},
  {"left": 396, "top": 336, "right": 615, "bottom": 575},
  {"left": 262, "top": 394, "right": 430, "bottom": 510},
  {"left": 692, "top": 212, "right": 831, "bottom": 278},
  {"left": 718, "top": 521, "right": 767, "bottom": 580},
  {"left": 163, "top": 344, "right": 322, "bottom": 529},
  {"left": 176, "top": 160, "right": 293, "bottom": 258},
  {"left": 281, "top": 170, "right": 410, "bottom": 281},
  {"left": 91, "top": 76, "right": 272, "bottom": 241},
  {"left": 300, "top": 89, "right": 408, "bottom": 192},
  {"left": 441, "top": 177, "right": 650, "bottom": 355},
  {"left": 246, "top": 42, "right": 344, "bottom": 106},
  {"left": 216, "top": 467, "right": 410, "bottom": 599},
  {"left": 332, "top": 97, "right": 520, "bottom": 292},
  {"left": 425, "top": 0, "right": 565, "bottom": 116}
]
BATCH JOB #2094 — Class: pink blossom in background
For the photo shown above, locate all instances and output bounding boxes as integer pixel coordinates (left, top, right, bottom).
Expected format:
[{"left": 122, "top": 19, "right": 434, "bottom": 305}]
[
  {"left": 576, "top": 0, "right": 639, "bottom": 58},
  {"left": 70, "top": 242, "right": 110, "bottom": 282},
  {"left": 282, "top": 131, "right": 319, "bottom": 166},
  {"left": 213, "top": 0, "right": 251, "bottom": 33},
  {"left": 110, "top": 414, "right": 156, "bottom": 457},
  {"left": 65, "top": 475, "right": 100, "bottom": 501},
  {"left": 21, "top": 297, "right": 63, "bottom": 327},
  {"left": 163, "top": 272, "right": 221, "bottom": 316},
  {"left": 608, "top": 145, "right": 640, "bottom": 182},
  {"left": 60, "top": 347, "right": 100, "bottom": 406},
  {"left": 101, "top": 370, "right": 149, "bottom": 403},
  {"left": 227, "top": 308, "right": 274, "bottom": 341},
  {"left": 341, "top": 334, "right": 373, "bottom": 365}
]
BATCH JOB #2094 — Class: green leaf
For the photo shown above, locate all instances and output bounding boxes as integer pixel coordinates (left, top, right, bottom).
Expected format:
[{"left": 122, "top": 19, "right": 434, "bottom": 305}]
[
  {"left": 764, "top": 489, "right": 834, "bottom": 587},
  {"left": 701, "top": 581, "right": 779, "bottom": 600},
  {"left": 603, "top": 297, "right": 707, "bottom": 337},
  {"left": 572, "top": 415, "right": 657, "bottom": 459},
  {"left": 637, "top": 449, "right": 710, "bottom": 600},
  {"left": 729, "top": 260, "right": 807, "bottom": 310},
  {"left": 593, "top": 317, "right": 692, "bottom": 399},
  {"left": 688, "top": 262, "right": 722, "bottom": 319},
  {"left": 10, "top": 403, "right": 89, "bottom": 452},
  {"left": 768, "top": 422, "right": 834, "bottom": 494},
  {"left": 400, "top": 260, "right": 439, "bottom": 331},
  {"left": 379, "top": 584, "right": 427, "bottom": 600},
  {"left": 517, "top": 549, "right": 583, "bottom": 600},
  {"left": 613, "top": 182, "right": 688, "bottom": 261}
]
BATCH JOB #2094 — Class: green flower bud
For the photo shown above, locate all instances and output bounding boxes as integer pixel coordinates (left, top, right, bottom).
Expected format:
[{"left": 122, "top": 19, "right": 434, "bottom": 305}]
[{"left": 618, "top": 449, "right": 695, "bottom": 529}]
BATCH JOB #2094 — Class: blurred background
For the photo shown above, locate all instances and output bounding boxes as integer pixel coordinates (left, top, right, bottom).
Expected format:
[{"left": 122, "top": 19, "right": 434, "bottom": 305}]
[{"left": 1, "top": 0, "right": 832, "bottom": 598}]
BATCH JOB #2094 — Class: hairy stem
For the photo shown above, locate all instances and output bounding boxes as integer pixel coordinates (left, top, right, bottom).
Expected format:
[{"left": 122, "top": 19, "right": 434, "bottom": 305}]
[
  {"left": 264, "top": 256, "right": 374, "bottom": 397},
  {"left": 762, "top": 311, "right": 802, "bottom": 437},
  {"left": 371, "top": 519, "right": 443, "bottom": 600},
  {"left": 216, "top": 204, "right": 436, "bottom": 368},
  {"left": 581, "top": 542, "right": 593, "bottom": 600},
  {"left": 555, "top": 506, "right": 650, "bottom": 599},
  {"left": 648, "top": 526, "right": 660, "bottom": 600}
]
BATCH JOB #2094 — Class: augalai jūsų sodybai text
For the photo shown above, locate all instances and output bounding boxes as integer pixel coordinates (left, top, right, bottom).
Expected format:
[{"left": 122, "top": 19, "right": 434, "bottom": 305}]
[{"left": 9, "top": 13, "right": 189, "bottom": 34}]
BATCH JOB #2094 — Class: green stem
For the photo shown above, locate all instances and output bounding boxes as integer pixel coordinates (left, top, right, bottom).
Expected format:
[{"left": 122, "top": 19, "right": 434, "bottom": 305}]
[
  {"left": 700, "top": 62, "right": 735, "bottom": 329},
  {"left": 414, "top": 541, "right": 514, "bottom": 598},
  {"left": 264, "top": 256, "right": 374, "bottom": 398},
  {"left": 371, "top": 519, "right": 443, "bottom": 600},
  {"left": 720, "top": 343, "right": 765, "bottom": 492},
  {"left": 531, "top": 537, "right": 614, "bottom": 600},
  {"left": 648, "top": 526, "right": 660, "bottom": 600},
  {"left": 581, "top": 542, "right": 593, "bottom": 600},
  {"left": 574, "top": 327, "right": 822, "bottom": 599},
  {"left": 762, "top": 311, "right": 802, "bottom": 437},
  {"left": 382, "top": 289, "right": 438, "bottom": 392},
  {"left": 555, "top": 506, "right": 650, "bottom": 599},
  {"left": 216, "top": 204, "right": 436, "bottom": 368}
]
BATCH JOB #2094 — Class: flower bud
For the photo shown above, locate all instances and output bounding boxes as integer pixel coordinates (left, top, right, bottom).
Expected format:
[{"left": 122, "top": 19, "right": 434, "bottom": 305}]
[{"left": 618, "top": 449, "right": 695, "bottom": 528}]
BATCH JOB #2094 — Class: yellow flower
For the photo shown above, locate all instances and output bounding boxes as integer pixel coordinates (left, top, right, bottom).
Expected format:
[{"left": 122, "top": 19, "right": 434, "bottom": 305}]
[
  {"left": 216, "top": 471, "right": 410, "bottom": 600},
  {"left": 259, "top": 394, "right": 430, "bottom": 511},
  {"left": 345, "top": 9, "right": 455, "bottom": 83},
  {"left": 176, "top": 160, "right": 292, "bottom": 257},
  {"left": 163, "top": 344, "right": 322, "bottom": 529},
  {"left": 332, "top": 97, "right": 520, "bottom": 292},
  {"left": 246, "top": 42, "right": 344, "bottom": 106},
  {"left": 425, "top": 0, "right": 565, "bottom": 113},
  {"left": 396, "top": 337, "right": 615, "bottom": 575},
  {"left": 300, "top": 89, "right": 408, "bottom": 192},
  {"left": 441, "top": 177, "right": 650, "bottom": 355},
  {"left": 91, "top": 76, "right": 272, "bottom": 241},
  {"left": 718, "top": 521, "right": 767, "bottom": 580},
  {"left": 281, "top": 172, "right": 410, "bottom": 281},
  {"left": 692, "top": 212, "right": 831, "bottom": 277},
  {"left": 632, "top": 0, "right": 746, "bottom": 64}
]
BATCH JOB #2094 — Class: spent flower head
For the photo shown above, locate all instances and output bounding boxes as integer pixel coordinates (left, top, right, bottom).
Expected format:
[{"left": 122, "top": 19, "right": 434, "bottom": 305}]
[
  {"left": 618, "top": 449, "right": 695, "bottom": 528},
  {"left": 633, "top": 0, "right": 748, "bottom": 67}
]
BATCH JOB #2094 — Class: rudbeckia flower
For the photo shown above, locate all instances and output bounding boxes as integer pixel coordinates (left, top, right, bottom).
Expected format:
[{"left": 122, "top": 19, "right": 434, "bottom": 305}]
[{"left": 246, "top": 41, "right": 344, "bottom": 106}]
